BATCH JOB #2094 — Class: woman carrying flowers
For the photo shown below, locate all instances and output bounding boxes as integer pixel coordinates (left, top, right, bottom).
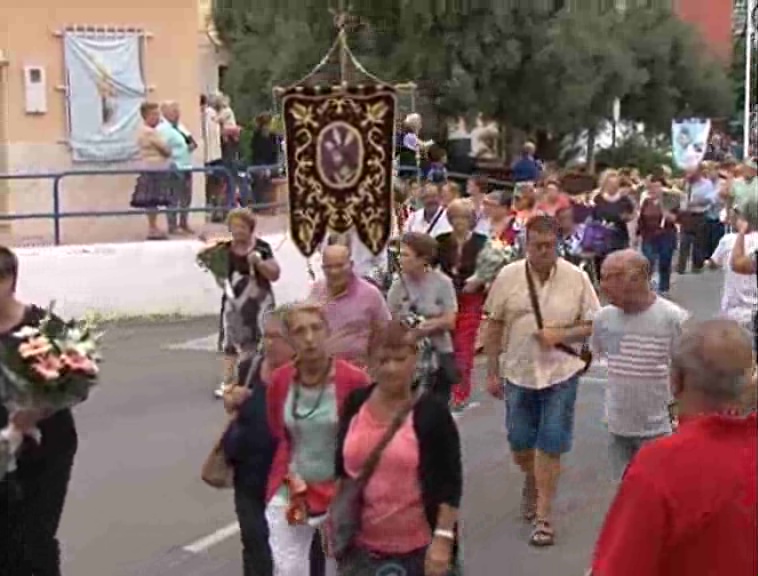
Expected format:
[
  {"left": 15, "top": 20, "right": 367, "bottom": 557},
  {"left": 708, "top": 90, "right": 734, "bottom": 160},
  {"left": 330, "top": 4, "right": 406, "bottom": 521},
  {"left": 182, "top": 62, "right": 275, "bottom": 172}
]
[
  {"left": 0, "top": 246, "right": 98, "bottom": 576},
  {"left": 198, "top": 208, "right": 280, "bottom": 398}
]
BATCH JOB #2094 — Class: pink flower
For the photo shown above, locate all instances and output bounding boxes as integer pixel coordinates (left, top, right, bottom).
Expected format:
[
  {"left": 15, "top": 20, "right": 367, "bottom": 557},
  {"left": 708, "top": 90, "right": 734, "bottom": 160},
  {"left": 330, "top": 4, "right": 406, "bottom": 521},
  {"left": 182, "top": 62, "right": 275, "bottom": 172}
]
[
  {"left": 32, "top": 354, "right": 62, "bottom": 382},
  {"left": 61, "top": 351, "right": 99, "bottom": 376},
  {"left": 18, "top": 337, "right": 52, "bottom": 359}
]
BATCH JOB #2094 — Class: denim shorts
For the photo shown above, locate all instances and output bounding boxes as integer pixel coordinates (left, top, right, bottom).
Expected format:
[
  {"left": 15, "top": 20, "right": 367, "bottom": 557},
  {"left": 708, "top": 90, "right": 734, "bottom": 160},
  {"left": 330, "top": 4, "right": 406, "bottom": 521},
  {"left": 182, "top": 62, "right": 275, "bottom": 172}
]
[{"left": 504, "top": 376, "right": 579, "bottom": 456}]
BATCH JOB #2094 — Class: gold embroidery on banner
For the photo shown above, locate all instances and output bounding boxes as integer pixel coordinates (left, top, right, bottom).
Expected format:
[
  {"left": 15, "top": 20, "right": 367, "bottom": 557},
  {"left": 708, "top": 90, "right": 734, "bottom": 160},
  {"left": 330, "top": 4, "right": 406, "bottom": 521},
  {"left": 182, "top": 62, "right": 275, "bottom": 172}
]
[{"left": 283, "top": 90, "right": 396, "bottom": 257}]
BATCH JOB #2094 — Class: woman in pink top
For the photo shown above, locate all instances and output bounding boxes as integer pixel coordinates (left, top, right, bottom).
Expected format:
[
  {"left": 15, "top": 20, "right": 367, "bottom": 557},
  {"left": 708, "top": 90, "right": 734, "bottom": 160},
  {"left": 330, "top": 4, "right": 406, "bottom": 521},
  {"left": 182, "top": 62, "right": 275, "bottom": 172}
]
[{"left": 334, "top": 321, "right": 463, "bottom": 576}]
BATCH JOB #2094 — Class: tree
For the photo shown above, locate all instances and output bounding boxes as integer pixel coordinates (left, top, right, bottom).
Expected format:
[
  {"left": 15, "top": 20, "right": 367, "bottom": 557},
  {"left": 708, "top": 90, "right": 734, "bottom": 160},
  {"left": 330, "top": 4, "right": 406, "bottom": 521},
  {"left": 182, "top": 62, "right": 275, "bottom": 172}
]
[
  {"left": 213, "top": 1, "right": 735, "bottom": 163},
  {"left": 212, "top": 0, "right": 336, "bottom": 121},
  {"left": 212, "top": 0, "right": 479, "bottom": 130},
  {"left": 618, "top": 8, "right": 733, "bottom": 136}
]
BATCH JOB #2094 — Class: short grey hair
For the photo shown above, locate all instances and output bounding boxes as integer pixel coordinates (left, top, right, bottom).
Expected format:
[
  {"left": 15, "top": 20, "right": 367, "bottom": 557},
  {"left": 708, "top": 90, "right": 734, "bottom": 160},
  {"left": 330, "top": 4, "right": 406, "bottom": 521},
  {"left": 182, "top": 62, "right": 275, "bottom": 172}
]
[
  {"left": 160, "top": 100, "right": 178, "bottom": 113},
  {"left": 324, "top": 232, "right": 352, "bottom": 256},
  {"left": 670, "top": 319, "right": 752, "bottom": 402}
]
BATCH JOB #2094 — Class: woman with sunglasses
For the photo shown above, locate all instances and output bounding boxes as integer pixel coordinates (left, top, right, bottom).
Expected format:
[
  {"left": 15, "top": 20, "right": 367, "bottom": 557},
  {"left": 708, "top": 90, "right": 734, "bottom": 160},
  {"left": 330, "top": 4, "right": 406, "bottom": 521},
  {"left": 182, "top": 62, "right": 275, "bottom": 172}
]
[{"left": 386, "top": 233, "right": 458, "bottom": 404}]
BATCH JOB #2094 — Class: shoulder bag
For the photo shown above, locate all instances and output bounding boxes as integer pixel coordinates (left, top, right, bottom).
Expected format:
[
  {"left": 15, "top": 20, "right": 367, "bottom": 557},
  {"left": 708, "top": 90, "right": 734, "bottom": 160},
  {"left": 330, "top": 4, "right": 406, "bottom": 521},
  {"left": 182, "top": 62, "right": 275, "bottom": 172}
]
[
  {"left": 327, "top": 396, "right": 417, "bottom": 560},
  {"left": 200, "top": 354, "right": 262, "bottom": 489},
  {"left": 524, "top": 263, "right": 592, "bottom": 375}
]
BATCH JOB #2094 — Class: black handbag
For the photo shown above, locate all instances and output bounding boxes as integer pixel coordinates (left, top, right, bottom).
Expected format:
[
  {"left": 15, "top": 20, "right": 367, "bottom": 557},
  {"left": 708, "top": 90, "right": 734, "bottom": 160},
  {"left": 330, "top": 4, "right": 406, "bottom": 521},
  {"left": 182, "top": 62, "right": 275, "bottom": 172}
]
[
  {"left": 328, "top": 397, "right": 417, "bottom": 560},
  {"left": 524, "top": 262, "right": 593, "bottom": 375}
]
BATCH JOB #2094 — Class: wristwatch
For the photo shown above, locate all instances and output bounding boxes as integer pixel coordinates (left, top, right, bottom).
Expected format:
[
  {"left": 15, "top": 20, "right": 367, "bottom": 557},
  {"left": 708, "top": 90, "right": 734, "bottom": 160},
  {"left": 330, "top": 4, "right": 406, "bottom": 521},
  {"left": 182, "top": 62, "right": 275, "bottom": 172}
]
[{"left": 433, "top": 528, "right": 455, "bottom": 541}]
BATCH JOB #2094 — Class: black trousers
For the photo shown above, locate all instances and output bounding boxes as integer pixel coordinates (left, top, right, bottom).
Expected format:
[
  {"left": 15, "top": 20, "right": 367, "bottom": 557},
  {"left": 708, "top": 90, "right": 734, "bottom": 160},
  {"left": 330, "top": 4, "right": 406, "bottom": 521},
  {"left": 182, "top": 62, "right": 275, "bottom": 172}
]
[
  {"left": 234, "top": 487, "right": 274, "bottom": 576},
  {"left": 677, "top": 213, "right": 707, "bottom": 273},
  {"left": 0, "top": 440, "right": 76, "bottom": 576}
]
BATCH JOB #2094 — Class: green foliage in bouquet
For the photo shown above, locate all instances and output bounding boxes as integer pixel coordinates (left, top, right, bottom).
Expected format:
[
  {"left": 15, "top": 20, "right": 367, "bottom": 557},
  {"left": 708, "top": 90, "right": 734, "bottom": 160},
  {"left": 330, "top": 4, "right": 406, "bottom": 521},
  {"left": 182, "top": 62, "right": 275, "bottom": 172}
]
[
  {"left": 196, "top": 240, "right": 231, "bottom": 289},
  {"left": 473, "top": 239, "right": 517, "bottom": 285},
  {"left": 0, "top": 305, "right": 101, "bottom": 408}
]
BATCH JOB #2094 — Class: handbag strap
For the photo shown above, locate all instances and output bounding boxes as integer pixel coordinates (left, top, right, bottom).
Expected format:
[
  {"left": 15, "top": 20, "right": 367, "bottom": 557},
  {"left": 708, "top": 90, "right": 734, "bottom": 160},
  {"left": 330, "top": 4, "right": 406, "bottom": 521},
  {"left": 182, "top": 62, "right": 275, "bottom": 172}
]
[
  {"left": 524, "top": 262, "right": 584, "bottom": 360},
  {"left": 425, "top": 208, "right": 445, "bottom": 235},
  {"left": 356, "top": 397, "right": 417, "bottom": 485},
  {"left": 524, "top": 262, "right": 545, "bottom": 330}
]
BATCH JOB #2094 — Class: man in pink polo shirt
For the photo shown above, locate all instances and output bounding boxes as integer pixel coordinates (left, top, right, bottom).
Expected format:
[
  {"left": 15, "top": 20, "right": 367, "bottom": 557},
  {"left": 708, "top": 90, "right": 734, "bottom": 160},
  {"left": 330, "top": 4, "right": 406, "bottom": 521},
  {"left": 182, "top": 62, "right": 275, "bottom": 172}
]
[{"left": 309, "top": 241, "right": 391, "bottom": 369}]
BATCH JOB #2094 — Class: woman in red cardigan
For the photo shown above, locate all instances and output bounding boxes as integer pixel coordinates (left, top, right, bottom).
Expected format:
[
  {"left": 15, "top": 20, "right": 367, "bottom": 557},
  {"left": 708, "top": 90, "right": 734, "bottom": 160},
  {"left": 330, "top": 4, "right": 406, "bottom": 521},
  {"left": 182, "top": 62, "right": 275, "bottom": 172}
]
[{"left": 266, "top": 303, "right": 370, "bottom": 576}]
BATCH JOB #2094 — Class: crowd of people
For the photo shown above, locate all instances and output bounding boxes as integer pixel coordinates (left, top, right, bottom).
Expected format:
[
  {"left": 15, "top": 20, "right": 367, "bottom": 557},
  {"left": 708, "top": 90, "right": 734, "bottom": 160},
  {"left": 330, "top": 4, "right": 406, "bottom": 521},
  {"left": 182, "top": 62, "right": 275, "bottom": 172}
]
[
  {"left": 2, "top": 123, "right": 758, "bottom": 575},
  {"left": 196, "top": 141, "right": 757, "bottom": 573},
  {"left": 131, "top": 93, "right": 283, "bottom": 240}
]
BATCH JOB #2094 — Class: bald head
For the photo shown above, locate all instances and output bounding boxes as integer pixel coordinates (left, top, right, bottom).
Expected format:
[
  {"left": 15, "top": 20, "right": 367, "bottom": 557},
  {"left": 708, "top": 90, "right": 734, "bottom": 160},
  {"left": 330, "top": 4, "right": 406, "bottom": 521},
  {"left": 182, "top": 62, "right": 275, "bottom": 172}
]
[
  {"left": 672, "top": 318, "right": 753, "bottom": 404},
  {"left": 322, "top": 243, "right": 352, "bottom": 294},
  {"left": 600, "top": 249, "right": 652, "bottom": 310},
  {"left": 603, "top": 249, "right": 650, "bottom": 276},
  {"left": 322, "top": 244, "right": 350, "bottom": 263}
]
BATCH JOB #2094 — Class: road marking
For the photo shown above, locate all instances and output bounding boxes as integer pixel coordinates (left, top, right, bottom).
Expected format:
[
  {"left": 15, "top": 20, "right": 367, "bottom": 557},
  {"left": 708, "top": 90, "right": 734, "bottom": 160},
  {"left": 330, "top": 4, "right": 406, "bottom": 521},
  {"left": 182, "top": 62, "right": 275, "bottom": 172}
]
[
  {"left": 167, "top": 333, "right": 218, "bottom": 352},
  {"left": 183, "top": 522, "right": 240, "bottom": 554}
]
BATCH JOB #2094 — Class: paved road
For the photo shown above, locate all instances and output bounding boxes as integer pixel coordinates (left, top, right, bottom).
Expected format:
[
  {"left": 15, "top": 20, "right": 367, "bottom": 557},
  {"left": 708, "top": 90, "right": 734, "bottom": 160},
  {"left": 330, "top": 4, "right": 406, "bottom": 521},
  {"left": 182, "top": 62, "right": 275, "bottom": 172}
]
[{"left": 58, "top": 270, "right": 725, "bottom": 576}]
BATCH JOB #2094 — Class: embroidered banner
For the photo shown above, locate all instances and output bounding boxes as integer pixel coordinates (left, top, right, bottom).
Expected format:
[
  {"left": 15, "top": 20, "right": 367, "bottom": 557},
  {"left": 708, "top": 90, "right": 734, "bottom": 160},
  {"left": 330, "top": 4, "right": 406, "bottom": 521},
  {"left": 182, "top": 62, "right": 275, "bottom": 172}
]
[
  {"left": 282, "top": 87, "right": 397, "bottom": 257},
  {"left": 671, "top": 118, "right": 711, "bottom": 170},
  {"left": 63, "top": 32, "right": 147, "bottom": 162}
]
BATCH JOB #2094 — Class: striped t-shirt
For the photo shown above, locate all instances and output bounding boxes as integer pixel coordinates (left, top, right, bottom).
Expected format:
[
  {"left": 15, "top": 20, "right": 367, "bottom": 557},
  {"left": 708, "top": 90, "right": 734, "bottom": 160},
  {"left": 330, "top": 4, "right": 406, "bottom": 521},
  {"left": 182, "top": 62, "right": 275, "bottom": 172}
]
[{"left": 592, "top": 297, "right": 690, "bottom": 437}]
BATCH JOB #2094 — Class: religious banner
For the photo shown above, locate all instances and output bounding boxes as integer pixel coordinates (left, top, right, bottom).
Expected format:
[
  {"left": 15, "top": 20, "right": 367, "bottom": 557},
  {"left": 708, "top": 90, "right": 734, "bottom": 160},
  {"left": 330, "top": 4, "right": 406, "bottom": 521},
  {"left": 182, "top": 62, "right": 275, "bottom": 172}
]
[
  {"left": 282, "top": 86, "right": 397, "bottom": 257},
  {"left": 671, "top": 118, "right": 711, "bottom": 170},
  {"left": 63, "top": 32, "right": 147, "bottom": 162}
]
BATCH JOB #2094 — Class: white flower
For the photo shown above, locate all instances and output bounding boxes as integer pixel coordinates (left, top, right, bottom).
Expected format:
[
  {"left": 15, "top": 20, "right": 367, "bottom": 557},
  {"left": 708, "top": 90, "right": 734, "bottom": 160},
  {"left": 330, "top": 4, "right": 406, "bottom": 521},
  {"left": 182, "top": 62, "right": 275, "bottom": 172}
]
[
  {"left": 66, "top": 328, "right": 83, "bottom": 342},
  {"left": 12, "top": 326, "right": 40, "bottom": 339}
]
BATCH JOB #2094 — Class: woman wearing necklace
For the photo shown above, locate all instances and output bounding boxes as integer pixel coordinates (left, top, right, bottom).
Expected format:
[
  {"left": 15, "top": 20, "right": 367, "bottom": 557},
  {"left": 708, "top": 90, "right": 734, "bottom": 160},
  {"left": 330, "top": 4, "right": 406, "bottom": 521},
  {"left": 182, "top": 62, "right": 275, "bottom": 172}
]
[
  {"left": 265, "top": 303, "right": 370, "bottom": 576},
  {"left": 436, "top": 199, "right": 488, "bottom": 410}
]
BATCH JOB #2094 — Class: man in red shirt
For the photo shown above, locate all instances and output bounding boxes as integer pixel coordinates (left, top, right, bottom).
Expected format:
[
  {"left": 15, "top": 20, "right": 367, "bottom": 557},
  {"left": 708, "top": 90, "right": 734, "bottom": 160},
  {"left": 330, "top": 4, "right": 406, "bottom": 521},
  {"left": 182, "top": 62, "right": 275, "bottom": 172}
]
[{"left": 589, "top": 318, "right": 757, "bottom": 576}]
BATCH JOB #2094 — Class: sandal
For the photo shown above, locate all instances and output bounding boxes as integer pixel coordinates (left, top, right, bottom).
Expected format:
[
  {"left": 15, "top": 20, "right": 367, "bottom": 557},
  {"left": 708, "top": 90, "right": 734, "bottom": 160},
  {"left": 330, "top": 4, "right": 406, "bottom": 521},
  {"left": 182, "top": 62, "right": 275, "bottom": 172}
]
[
  {"left": 529, "top": 519, "right": 555, "bottom": 547},
  {"left": 521, "top": 479, "right": 537, "bottom": 522}
]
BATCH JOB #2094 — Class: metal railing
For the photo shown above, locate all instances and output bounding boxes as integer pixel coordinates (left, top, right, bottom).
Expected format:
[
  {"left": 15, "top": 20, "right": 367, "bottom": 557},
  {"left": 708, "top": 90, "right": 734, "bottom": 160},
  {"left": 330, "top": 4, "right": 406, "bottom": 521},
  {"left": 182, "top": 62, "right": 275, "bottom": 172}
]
[
  {"left": 0, "top": 162, "right": 512, "bottom": 245},
  {"left": 0, "top": 165, "right": 283, "bottom": 245}
]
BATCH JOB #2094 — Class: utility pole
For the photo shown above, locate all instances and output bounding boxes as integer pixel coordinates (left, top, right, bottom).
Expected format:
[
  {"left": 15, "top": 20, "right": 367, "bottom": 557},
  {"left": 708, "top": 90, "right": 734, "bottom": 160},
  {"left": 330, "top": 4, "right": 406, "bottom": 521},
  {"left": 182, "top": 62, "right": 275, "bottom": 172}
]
[{"left": 744, "top": 0, "right": 755, "bottom": 159}]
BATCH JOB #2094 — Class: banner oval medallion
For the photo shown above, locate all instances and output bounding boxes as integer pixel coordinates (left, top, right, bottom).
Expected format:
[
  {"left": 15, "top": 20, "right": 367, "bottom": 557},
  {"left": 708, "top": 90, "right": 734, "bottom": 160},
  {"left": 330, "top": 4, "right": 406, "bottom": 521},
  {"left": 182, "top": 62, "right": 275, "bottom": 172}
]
[{"left": 316, "top": 120, "right": 364, "bottom": 190}]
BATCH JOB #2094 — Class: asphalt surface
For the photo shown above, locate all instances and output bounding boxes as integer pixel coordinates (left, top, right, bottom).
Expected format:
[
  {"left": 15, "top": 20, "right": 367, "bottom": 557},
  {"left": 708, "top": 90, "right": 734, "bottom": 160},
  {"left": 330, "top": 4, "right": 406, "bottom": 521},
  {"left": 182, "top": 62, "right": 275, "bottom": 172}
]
[{"left": 58, "top": 269, "right": 725, "bottom": 576}]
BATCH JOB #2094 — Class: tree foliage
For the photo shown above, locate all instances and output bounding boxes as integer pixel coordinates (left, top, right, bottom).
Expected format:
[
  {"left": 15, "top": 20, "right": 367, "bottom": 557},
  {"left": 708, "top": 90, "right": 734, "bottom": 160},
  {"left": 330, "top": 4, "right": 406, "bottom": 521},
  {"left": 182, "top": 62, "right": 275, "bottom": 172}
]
[{"left": 213, "top": 1, "right": 735, "bottom": 153}]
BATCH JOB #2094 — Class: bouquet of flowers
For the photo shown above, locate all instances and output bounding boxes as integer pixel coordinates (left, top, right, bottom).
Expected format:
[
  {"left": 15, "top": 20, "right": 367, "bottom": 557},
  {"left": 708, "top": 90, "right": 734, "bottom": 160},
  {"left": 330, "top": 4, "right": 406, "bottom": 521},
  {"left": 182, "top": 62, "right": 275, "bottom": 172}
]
[
  {"left": 0, "top": 305, "right": 101, "bottom": 480},
  {"left": 197, "top": 239, "right": 231, "bottom": 288},
  {"left": 472, "top": 238, "right": 517, "bottom": 285}
]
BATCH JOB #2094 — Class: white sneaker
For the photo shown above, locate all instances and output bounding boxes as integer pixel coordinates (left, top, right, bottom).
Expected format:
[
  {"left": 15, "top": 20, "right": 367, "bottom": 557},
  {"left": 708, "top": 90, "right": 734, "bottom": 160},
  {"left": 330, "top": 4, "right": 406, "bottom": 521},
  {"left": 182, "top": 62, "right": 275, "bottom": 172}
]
[{"left": 214, "top": 383, "right": 227, "bottom": 399}]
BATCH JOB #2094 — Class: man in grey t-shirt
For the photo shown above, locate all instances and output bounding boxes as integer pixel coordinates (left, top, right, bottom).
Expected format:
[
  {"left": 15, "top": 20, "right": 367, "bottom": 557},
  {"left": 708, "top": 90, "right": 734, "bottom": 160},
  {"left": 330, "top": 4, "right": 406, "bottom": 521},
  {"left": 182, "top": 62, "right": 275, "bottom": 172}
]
[{"left": 593, "top": 250, "right": 690, "bottom": 481}]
